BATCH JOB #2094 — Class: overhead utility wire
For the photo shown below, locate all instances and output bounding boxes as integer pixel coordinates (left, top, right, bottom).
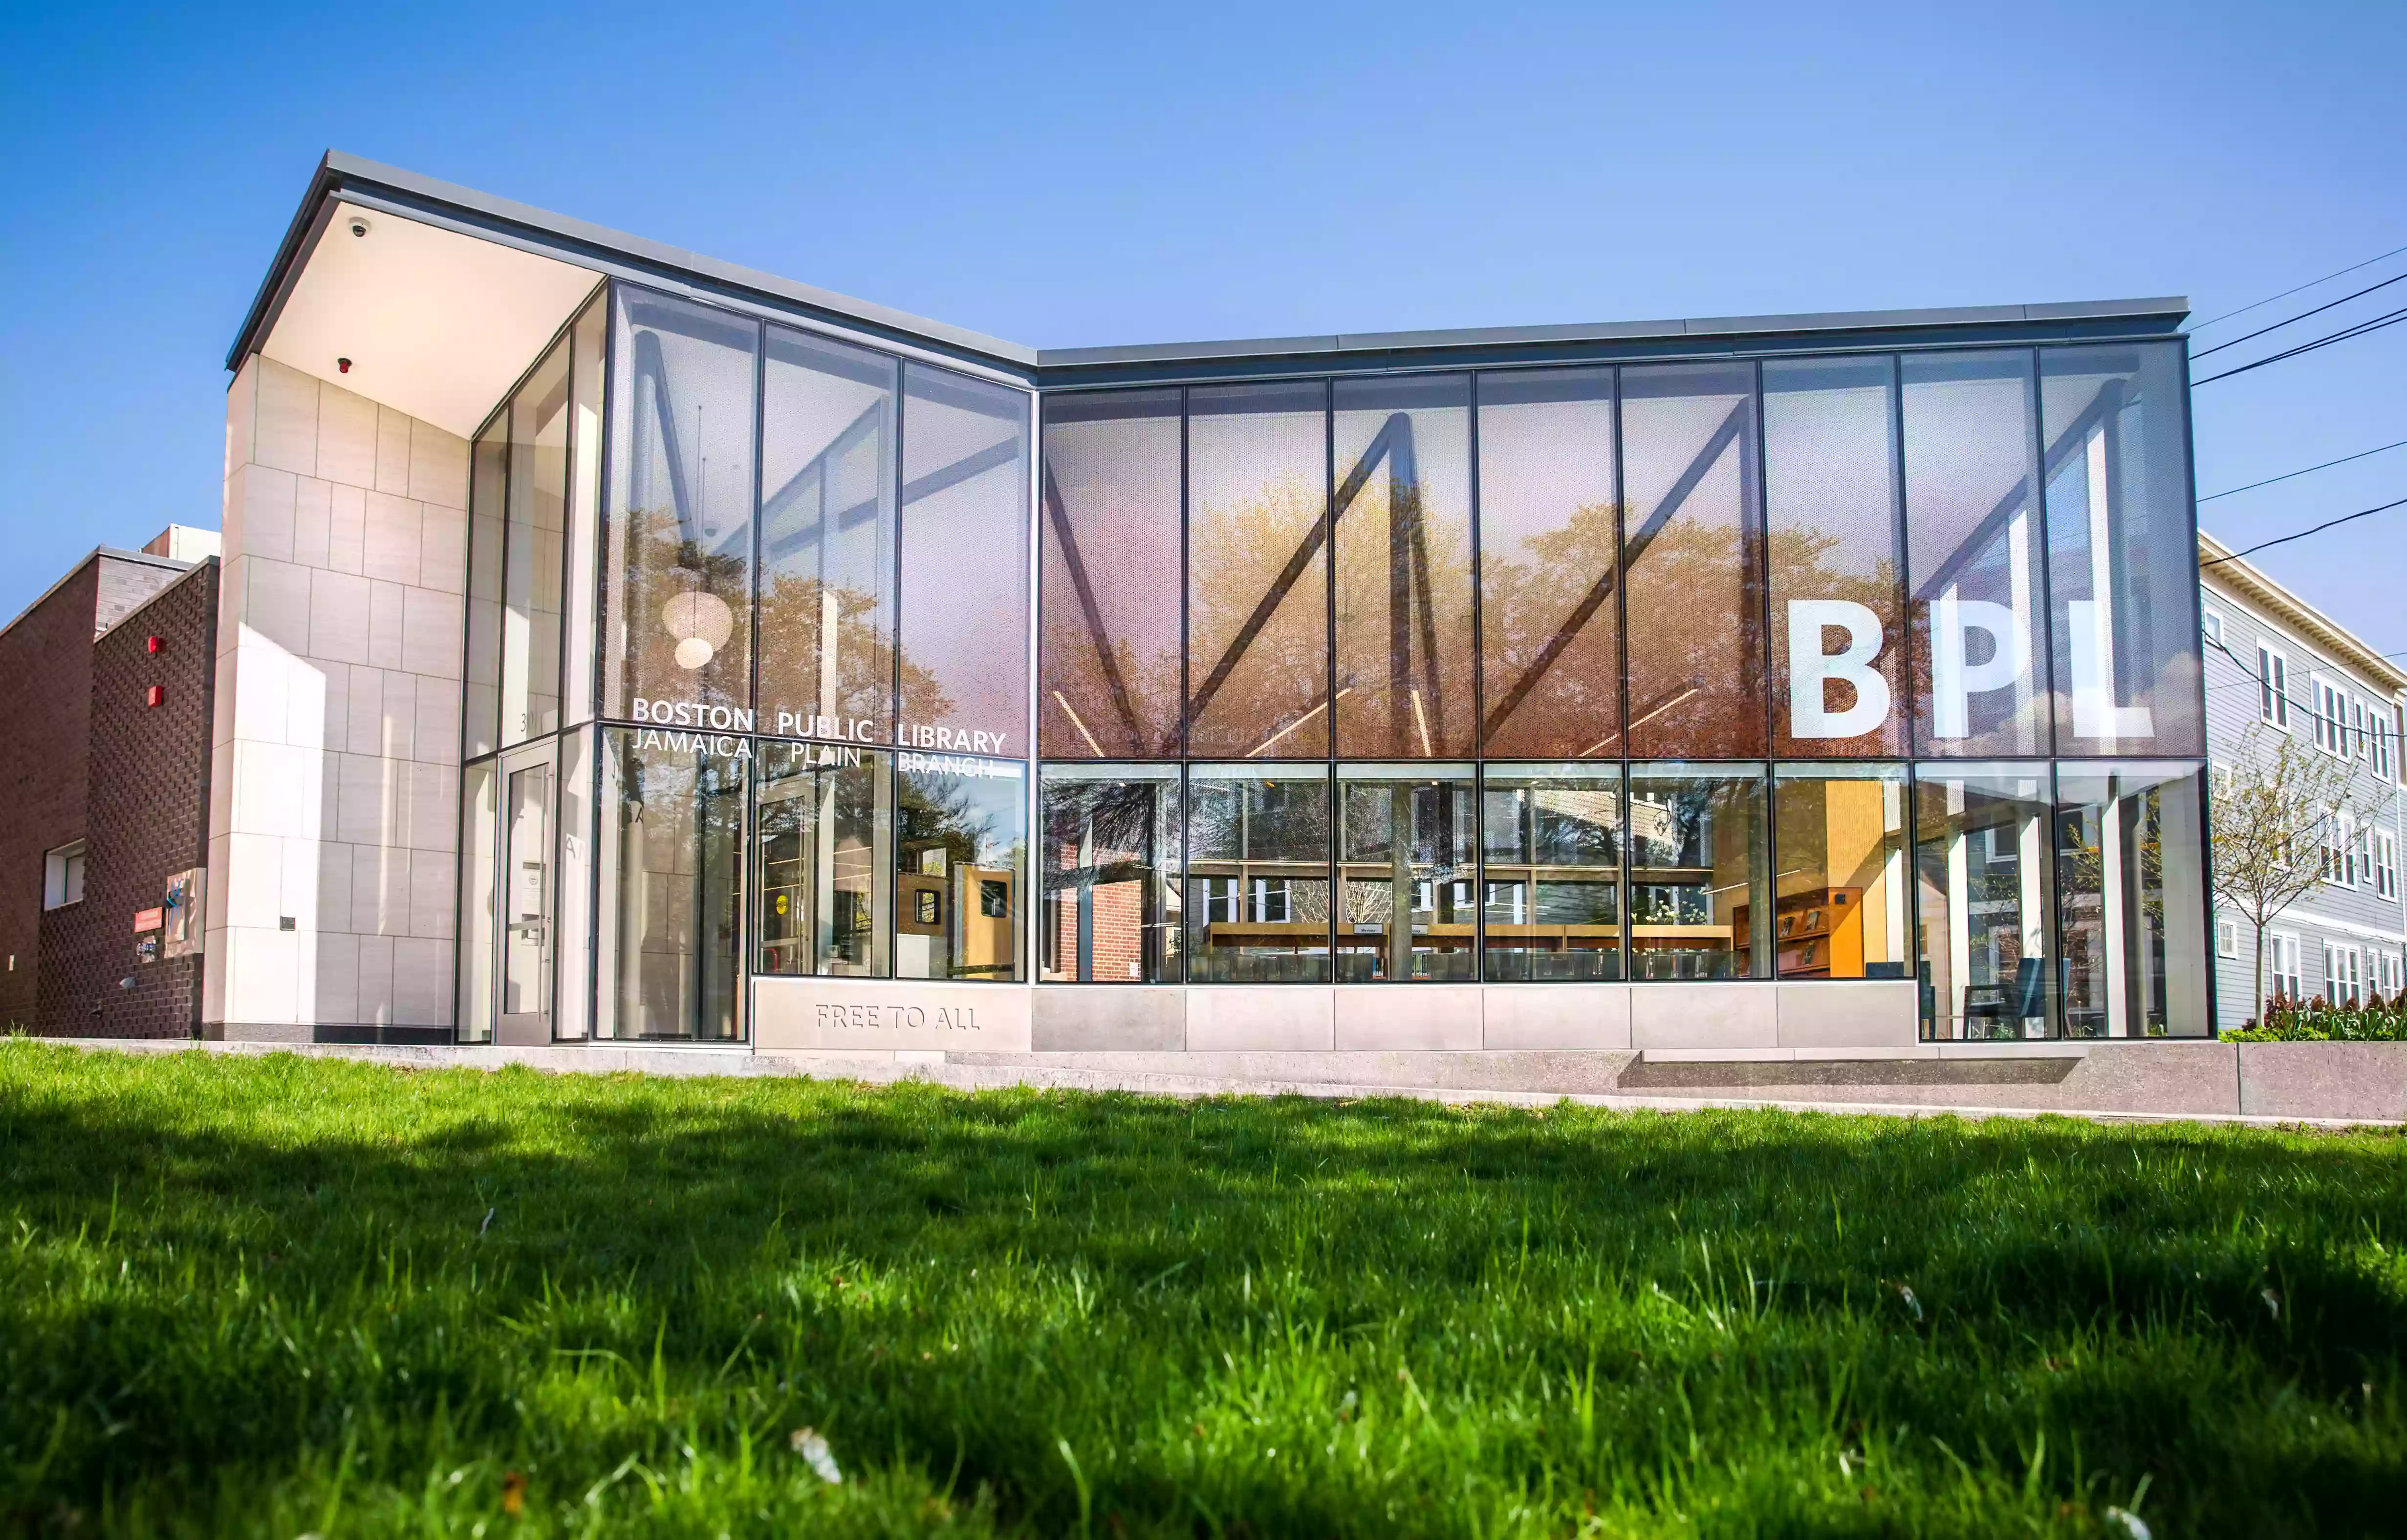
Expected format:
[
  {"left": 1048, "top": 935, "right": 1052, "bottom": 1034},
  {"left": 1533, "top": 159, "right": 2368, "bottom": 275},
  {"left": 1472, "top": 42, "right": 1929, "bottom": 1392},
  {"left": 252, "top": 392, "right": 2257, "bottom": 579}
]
[
  {"left": 2191, "top": 269, "right": 2407, "bottom": 360},
  {"left": 2191, "top": 240, "right": 2407, "bottom": 331},
  {"left": 2192, "top": 304, "right": 2407, "bottom": 386},
  {"left": 2200, "top": 495, "right": 2407, "bottom": 566},
  {"left": 2200, "top": 438, "right": 2407, "bottom": 502}
]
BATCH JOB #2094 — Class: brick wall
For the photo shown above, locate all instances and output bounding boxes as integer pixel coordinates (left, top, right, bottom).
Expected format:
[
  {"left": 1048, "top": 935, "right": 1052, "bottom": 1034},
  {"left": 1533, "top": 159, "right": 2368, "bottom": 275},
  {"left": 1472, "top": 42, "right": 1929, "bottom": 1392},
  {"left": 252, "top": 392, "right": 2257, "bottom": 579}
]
[
  {"left": 36, "top": 562, "right": 217, "bottom": 1036},
  {"left": 0, "top": 565, "right": 98, "bottom": 1027}
]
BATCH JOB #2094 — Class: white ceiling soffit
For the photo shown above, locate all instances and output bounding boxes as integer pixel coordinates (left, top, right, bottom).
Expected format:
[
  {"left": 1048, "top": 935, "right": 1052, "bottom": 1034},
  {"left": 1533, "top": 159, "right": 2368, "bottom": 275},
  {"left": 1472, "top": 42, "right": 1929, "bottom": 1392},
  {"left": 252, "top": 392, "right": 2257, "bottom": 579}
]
[{"left": 260, "top": 202, "right": 601, "bottom": 438}]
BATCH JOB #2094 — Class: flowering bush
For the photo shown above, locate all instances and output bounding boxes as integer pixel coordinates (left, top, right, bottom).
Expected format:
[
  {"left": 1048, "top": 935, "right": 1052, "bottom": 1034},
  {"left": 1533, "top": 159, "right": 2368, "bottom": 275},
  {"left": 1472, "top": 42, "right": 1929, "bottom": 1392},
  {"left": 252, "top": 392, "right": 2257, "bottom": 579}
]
[{"left": 2225, "top": 993, "right": 2407, "bottom": 1041}]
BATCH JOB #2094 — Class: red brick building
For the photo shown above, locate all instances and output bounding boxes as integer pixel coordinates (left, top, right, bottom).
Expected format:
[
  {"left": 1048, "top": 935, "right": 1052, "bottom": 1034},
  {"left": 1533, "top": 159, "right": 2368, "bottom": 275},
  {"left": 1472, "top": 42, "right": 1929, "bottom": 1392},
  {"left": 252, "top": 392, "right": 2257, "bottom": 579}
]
[{"left": 0, "top": 532, "right": 219, "bottom": 1036}]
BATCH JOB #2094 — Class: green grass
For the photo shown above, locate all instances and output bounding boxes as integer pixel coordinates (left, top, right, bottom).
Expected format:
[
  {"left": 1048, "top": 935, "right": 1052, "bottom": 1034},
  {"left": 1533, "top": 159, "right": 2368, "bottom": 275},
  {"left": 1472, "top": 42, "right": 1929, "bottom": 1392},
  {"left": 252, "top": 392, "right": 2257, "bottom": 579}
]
[{"left": 1, "top": 1042, "right": 2404, "bottom": 1537}]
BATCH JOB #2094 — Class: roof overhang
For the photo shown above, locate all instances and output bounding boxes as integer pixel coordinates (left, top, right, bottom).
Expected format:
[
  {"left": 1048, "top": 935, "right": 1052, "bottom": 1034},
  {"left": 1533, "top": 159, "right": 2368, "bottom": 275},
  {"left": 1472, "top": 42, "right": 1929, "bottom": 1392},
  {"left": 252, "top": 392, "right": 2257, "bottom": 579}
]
[
  {"left": 228, "top": 152, "right": 2193, "bottom": 415},
  {"left": 2200, "top": 530, "right": 2407, "bottom": 694}
]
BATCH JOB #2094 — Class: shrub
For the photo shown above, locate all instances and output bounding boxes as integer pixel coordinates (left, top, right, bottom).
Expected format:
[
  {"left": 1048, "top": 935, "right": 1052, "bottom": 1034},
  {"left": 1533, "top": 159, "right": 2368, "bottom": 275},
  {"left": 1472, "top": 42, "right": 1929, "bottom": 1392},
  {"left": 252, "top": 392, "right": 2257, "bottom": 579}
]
[{"left": 2225, "top": 990, "right": 2407, "bottom": 1041}]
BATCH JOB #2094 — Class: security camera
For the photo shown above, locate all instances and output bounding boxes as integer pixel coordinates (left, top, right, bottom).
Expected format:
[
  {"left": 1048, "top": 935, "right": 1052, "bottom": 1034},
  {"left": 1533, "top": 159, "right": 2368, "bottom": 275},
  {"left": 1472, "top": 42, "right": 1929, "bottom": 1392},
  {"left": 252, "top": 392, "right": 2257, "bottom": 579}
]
[{"left": 347, "top": 215, "right": 370, "bottom": 238}]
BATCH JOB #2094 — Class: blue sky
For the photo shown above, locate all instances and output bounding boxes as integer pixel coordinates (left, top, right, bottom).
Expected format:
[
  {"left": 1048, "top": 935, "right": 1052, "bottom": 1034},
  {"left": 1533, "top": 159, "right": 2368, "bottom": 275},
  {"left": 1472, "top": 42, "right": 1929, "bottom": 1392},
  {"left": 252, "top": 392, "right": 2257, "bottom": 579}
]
[{"left": 2, "top": 2, "right": 2401, "bottom": 647}]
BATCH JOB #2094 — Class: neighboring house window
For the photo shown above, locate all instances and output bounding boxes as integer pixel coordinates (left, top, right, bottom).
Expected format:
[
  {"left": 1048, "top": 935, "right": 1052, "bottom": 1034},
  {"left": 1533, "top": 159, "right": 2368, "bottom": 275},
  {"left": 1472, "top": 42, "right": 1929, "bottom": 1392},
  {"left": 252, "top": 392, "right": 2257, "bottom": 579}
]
[
  {"left": 2217, "top": 915, "right": 2238, "bottom": 959},
  {"left": 2313, "top": 677, "right": 2345, "bottom": 756},
  {"left": 2322, "top": 942, "right": 2362, "bottom": 1005},
  {"left": 2321, "top": 811, "right": 2346, "bottom": 883},
  {"left": 2270, "top": 933, "right": 2303, "bottom": 999},
  {"left": 2259, "top": 645, "right": 2289, "bottom": 727},
  {"left": 2202, "top": 608, "right": 2224, "bottom": 646},
  {"left": 2381, "top": 831, "right": 2401, "bottom": 900},
  {"left": 41, "top": 840, "right": 84, "bottom": 909},
  {"left": 2378, "top": 716, "right": 2397, "bottom": 782}
]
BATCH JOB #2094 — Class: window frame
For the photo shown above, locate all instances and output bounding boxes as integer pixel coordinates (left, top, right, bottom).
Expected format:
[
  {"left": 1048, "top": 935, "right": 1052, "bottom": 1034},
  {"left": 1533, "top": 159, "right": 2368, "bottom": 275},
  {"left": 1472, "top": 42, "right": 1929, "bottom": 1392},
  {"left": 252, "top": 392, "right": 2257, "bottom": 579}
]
[
  {"left": 2258, "top": 644, "right": 2289, "bottom": 728},
  {"left": 41, "top": 839, "right": 85, "bottom": 911}
]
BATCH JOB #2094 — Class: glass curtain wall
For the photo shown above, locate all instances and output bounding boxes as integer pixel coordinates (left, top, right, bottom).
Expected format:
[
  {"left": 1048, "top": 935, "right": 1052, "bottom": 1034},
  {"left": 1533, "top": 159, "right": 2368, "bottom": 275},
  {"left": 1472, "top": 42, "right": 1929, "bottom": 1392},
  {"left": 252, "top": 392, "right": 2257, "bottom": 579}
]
[
  {"left": 754, "top": 744, "right": 891, "bottom": 979},
  {"left": 1039, "top": 390, "right": 1183, "bottom": 758},
  {"left": 899, "top": 366, "right": 1030, "bottom": 756},
  {"left": 894, "top": 753, "right": 1027, "bottom": 981},
  {"left": 1771, "top": 765, "right": 1910, "bottom": 979},
  {"left": 1620, "top": 363, "right": 1765, "bottom": 759},
  {"left": 1476, "top": 368, "right": 1621, "bottom": 758},
  {"left": 1482, "top": 763, "right": 1623, "bottom": 980},
  {"left": 459, "top": 295, "right": 602, "bottom": 1044},
  {"left": 758, "top": 328, "right": 897, "bottom": 745},
  {"left": 1186, "top": 765, "right": 1333, "bottom": 980},
  {"left": 1335, "top": 764, "right": 1476, "bottom": 980},
  {"left": 2041, "top": 344, "right": 2204, "bottom": 755},
  {"left": 1914, "top": 764, "right": 2054, "bottom": 1038},
  {"left": 1332, "top": 377, "right": 1475, "bottom": 758},
  {"left": 1187, "top": 383, "right": 1329, "bottom": 758},
  {"left": 1764, "top": 357, "right": 1906, "bottom": 757},
  {"left": 602, "top": 287, "right": 759, "bottom": 721},
  {"left": 595, "top": 729, "right": 747, "bottom": 1039},
  {"left": 1040, "top": 764, "right": 1182, "bottom": 982},
  {"left": 1903, "top": 351, "right": 2049, "bottom": 756},
  {"left": 1626, "top": 766, "right": 1770, "bottom": 979},
  {"left": 501, "top": 341, "right": 570, "bottom": 746},
  {"left": 2055, "top": 763, "right": 2209, "bottom": 1037}
]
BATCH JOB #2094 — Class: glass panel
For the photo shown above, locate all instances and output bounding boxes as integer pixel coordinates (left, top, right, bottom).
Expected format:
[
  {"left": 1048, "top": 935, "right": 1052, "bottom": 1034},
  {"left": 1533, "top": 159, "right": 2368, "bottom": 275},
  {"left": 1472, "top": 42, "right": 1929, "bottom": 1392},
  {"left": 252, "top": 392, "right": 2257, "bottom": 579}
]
[
  {"left": 755, "top": 742, "right": 891, "bottom": 978},
  {"left": 1764, "top": 357, "right": 1906, "bottom": 757},
  {"left": 602, "top": 287, "right": 759, "bottom": 724},
  {"left": 464, "top": 427, "right": 505, "bottom": 760},
  {"left": 899, "top": 364, "right": 1029, "bottom": 757},
  {"left": 1333, "top": 376, "right": 1475, "bottom": 758},
  {"left": 759, "top": 327, "right": 897, "bottom": 746},
  {"left": 501, "top": 762, "right": 553, "bottom": 1019},
  {"left": 1336, "top": 764, "right": 1476, "bottom": 981},
  {"left": 455, "top": 760, "right": 497, "bottom": 1042},
  {"left": 1903, "top": 350, "right": 2047, "bottom": 756},
  {"left": 1040, "top": 764, "right": 1183, "bottom": 982},
  {"left": 1480, "top": 763, "right": 1623, "bottom": 981},
  {"left": 894, "top": 751, "right": 1026, "bottom": 981},
  {"left": 1476, "top": 368, "right": 1621, "bottom": 759},
  {"left": 1913, "top": 763, "right": 2054, "bottom": 1039},
  {"left": 1186, "top": 764, "right": 1331, "bottom": 981},
  {"left": 597, "top": 727, "right": 746, "bottom": 1040},
  {"left": 1772, "top": 765, "right": 1911, "bottom": 980},
  {"left": 552, "top": 726, "right": 594, "bottom": 1039},
  {"left": 563, "top": 295, "right": 605, "bottom": 728},
  {"left": 2042, "top": 344, "right": 2205, "bottom": 755},
  {"left": 1622, "top": 363, "right": 1766, "bottom": 758},
  {"left": 501, "top": 337, "right": 570, "bottom": 747},
  {"left": 1628, "top": 765, "right": 1768, "bottom": 979},
  {"left": 2055, "top": 762, "right": 2210, "bottom": 1037},
  {"left": 1040, "top": 391, "right": 1183, "bottom": 758},
  {"left": 1187, "top": 382, "right": 1329, "bottom": 758}
]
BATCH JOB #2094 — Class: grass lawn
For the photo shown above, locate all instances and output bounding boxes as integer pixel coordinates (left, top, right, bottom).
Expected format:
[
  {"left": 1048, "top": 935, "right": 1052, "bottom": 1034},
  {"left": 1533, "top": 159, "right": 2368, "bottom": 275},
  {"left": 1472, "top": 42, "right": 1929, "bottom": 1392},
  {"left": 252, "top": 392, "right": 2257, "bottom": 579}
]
[{"left": 2, "top": 1043, "right": 2404, "bottom": 1537}]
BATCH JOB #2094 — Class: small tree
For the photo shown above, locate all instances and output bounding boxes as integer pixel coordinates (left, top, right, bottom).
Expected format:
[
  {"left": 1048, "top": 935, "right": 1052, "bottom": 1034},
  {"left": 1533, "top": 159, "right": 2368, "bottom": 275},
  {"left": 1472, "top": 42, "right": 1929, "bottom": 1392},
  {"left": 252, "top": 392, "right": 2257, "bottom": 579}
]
[{"left": 2210, "top": 724, "right": 2390, "bottom": 1021}]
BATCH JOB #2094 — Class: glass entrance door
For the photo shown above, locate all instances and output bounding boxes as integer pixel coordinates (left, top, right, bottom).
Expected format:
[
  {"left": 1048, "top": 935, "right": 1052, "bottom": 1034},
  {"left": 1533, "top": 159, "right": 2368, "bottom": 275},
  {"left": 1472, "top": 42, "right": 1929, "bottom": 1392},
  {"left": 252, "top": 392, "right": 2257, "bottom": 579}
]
[{"left": 497, "top": 743, "right": 557, "bottom": 1044}]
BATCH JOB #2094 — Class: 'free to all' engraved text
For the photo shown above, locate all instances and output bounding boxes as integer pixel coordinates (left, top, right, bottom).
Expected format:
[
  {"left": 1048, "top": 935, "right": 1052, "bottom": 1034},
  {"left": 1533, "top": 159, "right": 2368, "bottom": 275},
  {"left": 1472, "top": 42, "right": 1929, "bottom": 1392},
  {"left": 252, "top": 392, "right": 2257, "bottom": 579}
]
[{"left": 814, "top": 1002, "right": 983, "bottom": 1032}]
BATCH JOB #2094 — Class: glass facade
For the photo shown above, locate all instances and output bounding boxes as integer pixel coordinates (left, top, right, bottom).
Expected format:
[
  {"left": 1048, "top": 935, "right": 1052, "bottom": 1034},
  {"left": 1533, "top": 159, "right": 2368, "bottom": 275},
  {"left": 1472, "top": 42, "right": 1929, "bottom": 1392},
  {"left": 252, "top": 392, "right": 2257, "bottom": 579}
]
[
  {"left": 1040, "top": 764, "right": 1182, "bottom": 983},
  {"left": 457, "top": 277, "right": 2209, "bottom": 1042}
]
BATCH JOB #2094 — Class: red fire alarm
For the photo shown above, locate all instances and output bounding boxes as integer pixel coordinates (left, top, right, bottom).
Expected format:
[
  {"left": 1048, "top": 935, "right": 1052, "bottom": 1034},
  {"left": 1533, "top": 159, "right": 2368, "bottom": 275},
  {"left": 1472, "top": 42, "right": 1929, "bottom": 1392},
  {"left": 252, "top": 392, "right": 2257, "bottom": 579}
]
[
  {"left": 146, "top": 635, "right": 164, "bottom": 654},
  {"left": 145, "top": 685, "right": 164, "bottom": 708}
]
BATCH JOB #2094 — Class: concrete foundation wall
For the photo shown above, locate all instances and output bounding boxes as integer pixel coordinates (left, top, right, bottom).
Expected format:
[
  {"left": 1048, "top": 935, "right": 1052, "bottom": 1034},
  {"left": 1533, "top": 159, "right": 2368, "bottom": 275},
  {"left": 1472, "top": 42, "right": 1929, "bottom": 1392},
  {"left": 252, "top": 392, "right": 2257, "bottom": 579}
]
[{"left": 42, "top": 1038, "right": 2407, "bottom": 1128}]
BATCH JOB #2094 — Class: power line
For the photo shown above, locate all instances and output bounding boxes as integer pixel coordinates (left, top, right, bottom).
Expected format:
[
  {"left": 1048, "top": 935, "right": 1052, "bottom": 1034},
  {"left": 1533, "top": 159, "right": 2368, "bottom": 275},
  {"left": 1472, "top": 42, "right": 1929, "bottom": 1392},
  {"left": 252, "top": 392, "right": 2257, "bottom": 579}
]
[
  {"left": 2192, "top": 240, "right": 2407, "bottom": 331},
  {"left": 2191, "top": 269, "right": 2407, "bottom": 360},
  {"left": 2201, "top": 495, "right": 2407, "bottom": 566},
  {"left": 2200, "top": 438, "right": 2407, "bottom": 502},
  {"left": 2192, "top": 303, "right": 2407, "bottom": 387}
]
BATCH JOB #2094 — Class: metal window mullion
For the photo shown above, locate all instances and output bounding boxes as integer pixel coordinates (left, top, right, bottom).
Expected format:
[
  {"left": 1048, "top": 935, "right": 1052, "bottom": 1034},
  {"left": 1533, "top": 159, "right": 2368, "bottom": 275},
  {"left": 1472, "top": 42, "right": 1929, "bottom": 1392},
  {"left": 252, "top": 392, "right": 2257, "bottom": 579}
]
[
  {"left": 1468, "top": 373, "right": 1484, "bottom": 980},
  {"left": 1612, "top": 368, "right": 1631, "bottom": 981}
]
